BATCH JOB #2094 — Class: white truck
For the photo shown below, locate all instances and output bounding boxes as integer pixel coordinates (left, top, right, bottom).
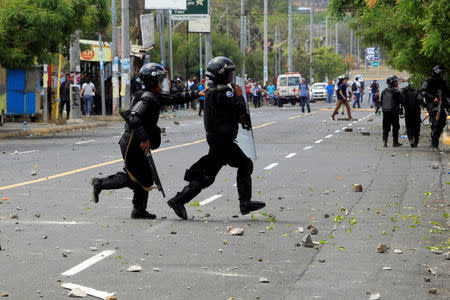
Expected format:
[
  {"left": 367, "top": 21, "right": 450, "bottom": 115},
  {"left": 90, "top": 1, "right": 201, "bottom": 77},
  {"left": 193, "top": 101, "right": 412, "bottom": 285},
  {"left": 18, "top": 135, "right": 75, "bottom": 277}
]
[{"left": 276, "top": 72, "right": 301, "bottom": 107}]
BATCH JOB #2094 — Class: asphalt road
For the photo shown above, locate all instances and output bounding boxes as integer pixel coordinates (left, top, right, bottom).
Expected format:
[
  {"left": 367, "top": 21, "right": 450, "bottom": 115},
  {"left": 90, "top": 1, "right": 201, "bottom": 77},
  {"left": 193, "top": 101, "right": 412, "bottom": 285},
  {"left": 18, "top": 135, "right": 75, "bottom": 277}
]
[{"left": 0, "top": 102, "right": 448, "bottom": 300}]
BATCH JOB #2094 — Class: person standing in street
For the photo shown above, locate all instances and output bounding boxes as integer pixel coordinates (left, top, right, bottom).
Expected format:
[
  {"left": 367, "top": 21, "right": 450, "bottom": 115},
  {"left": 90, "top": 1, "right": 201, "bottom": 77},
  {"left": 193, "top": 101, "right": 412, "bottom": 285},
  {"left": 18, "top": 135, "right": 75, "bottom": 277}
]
[
  {"left": 59, "top": 74, "right": 71, "bottom": 119},
  {"left": 299, "top": 78, "right": 311, "bottom": 113},
  {"left": 401, "top": 78, "right": 422, "bottom": 147},
  {"left": 252, "top": 82, "right": 262, "bottom": 108},
  {"left": 381, "top": 75, "right": 402, "bottom": 147},
  {"left": 91, "top": 63, "right": 204, "bottom": 219},
  {"left": 331, "top": 76, "right": 352, "bottom": 120},
  {"left": 352, "top": 77, "right": 363, "bottom": 108},
  {"left": 326, "top": 80, "right": 334, "bottom": 104},
  {"left": 369, "top": 80, "right": 379, "bottom": 108},
  {"left": 198, "top": 79, "right": 206, "bottom": 116},
  {"left": 189, "top": 77, "right": 198, "bottom": 111},
  {"left": 80, "top": 76, "right": 96, "bottom": 116},
  {"left": 267, "top": 81, "right": 276, "bottom": 104},
  {"left": 421, "top": 65, "right": 449, "bottom": 151},
  {"left": 167, "top": 56, "right": 265, "bottom": 220}
]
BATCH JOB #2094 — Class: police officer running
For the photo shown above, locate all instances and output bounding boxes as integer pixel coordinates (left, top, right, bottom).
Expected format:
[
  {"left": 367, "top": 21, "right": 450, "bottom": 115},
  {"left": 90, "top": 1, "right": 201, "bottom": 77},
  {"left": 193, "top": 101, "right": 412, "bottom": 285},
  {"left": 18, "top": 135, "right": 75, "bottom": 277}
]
[
  {"left": 91, "top": 63, "right": 204, "bottom": 219},
  {"left": 167, "top": 56, "right": 266, "bottom": 220},
  {"left": 381, "top": 75, "right": 402, "bottom": 147},
  {"left": 401, "top": 77, "right": 422, "bottom": 147},
  {"left": 421, "top": 65, "right": 449, "bottom": 151}
]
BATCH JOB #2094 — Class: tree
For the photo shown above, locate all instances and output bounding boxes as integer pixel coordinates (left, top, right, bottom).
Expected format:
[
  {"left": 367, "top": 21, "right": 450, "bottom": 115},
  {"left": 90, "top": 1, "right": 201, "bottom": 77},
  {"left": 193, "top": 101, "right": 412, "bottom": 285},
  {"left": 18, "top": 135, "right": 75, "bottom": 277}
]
[
  {"left": 329, "top": 0, "right": 450, "bottom": 82},
  {"left": 313, "top": 47, "right": 347, "bottom": 82},
  {"left": 0, "top": 0, "right": 110, "bottom": 69}
]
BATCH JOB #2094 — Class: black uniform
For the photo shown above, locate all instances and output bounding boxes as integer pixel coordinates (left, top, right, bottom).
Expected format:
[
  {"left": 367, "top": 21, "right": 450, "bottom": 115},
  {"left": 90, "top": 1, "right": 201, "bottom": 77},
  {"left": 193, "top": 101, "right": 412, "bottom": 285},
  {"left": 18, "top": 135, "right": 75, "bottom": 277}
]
[
  {"left": 92, "top": 90, "right": 197, "bottom": 218},
  {"left": 421, "top": 75, "right": 449, "bottom": 149},
  {"left": 401, "top": 84, "right": 422, "bottom": 147},
  {"left": 381, "top": 86, "right": 402, "bottom": 146}
]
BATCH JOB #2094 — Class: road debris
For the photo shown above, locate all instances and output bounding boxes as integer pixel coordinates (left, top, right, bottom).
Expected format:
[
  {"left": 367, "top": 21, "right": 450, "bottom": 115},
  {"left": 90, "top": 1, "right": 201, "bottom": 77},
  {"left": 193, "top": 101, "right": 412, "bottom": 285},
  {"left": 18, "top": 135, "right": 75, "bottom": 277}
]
[
  {"left": 444, "top": 251, "right": 450, "bottom": 260},
  {"left": 61, "top": 283, "right": 116, "bottom": 300},
  {"left": 369, "top": 293, "right": 381, "bottom": 300},
  {"left": 10, "top": 214, "right": 18, "bottom": 219},
  {"left": 298, "top": 227, "right": 304, "bottom": 233},
  {"left": 377, "top": 244, "right": 388, "bottom": 253},
  {"left": 170, "top": 230, "right": 177, "bottom": 235},
  {"left": 15, "top": 206, "right": 21, "bottom": 210},
  {"left": 352, "top": 184, "right": 363, "bottom": 192},
  {"left": 431, "top": 163, "right": 439, "bottom": 169},
  {"left": 223, "top": 239, "right": 228, "bottom": 244},
  {"left": 361, "top": 131, "right": 370, "bottom": 136},
  {"left": 324, "top": 214, "right": 330, "bottom": 218},
  {"left": 127, "top": 265, "right": 142, "bottom": 272},
  {"left": 68, "top": 288, "right": 87, "bottom": 298},
  {"left": 228, "top": 227, "right": 244, "bottom": 236},
  {"left": 35, "top": 213, "right": 40, "bottom": 218},
  {"left": 90, "top": 247, "right": 98, "bottom": 251},
  {"left": 174, "top": 121, "right": 180, "bottom": 125},
  {"left": 428, "top": 288, "right": 437, "bottom": 294},
  {"left": 393, "top": 249, "right": 403, "bottom": 254},
  {"left": 31, "top": 170, "right": 37, "bottom": 176},
  {"left": 309, "top": 226, "right": 318, "bottom": 235},
  {"left": 302, "top": 234, "right": 314, "bottom": 248},
  {"left": 344, "top": 128, "right": 353, "bottom": 132},
  {"left": 382, "top": 267, "right": 391, "bottom": 270},
  {"left": 318, "top": 259, "right": 326, "bottom": 263},
  {"left": 0, "top": 291, "right": 8, "bottom": 297},
  {"left": 427, "top": 267, "right": 437, "bottom": 275},
  {"left": 152, "top": 267, "right": 161, "bottom": 272},
  {"left": 259, "top": 277, "right": 270, "bottom": 283},
  {"left": 424, "top": 277, "right": 431, "bottom": 282}
]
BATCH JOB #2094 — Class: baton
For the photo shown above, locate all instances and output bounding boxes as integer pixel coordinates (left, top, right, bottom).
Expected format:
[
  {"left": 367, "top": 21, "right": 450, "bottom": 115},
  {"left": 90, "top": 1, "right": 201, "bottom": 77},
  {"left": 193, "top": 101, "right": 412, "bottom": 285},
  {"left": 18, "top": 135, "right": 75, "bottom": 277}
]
[{"left": 146, "top": 151, "right": 166, "bottom": 198}]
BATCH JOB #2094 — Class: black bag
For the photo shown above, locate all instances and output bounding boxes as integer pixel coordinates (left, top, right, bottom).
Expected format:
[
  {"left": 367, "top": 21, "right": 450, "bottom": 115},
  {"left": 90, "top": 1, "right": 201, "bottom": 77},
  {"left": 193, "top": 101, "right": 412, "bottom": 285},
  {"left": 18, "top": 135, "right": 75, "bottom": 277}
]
[
  {"left": 351, "top": 82, "right": 357, "bottom": 92},
  {"left": 149, "top": 126, "right": 161, "bottom": 150}
]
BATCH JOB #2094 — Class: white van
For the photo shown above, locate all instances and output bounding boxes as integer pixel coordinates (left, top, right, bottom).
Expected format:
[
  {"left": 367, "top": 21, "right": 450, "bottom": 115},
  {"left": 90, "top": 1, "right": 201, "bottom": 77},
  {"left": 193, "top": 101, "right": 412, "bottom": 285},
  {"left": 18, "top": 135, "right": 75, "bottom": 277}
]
[{"left": 277, "top": 72, "right": 301, "bottom": 106}]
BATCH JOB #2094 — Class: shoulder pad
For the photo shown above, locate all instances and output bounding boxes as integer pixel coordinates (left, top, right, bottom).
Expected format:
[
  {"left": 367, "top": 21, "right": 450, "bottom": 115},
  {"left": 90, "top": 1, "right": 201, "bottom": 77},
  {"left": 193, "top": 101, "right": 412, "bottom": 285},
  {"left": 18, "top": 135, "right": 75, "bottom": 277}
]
[
  {"left": 140, "top": 91, "right": 157, "bottom": 102},
  {"left": 130, "top": 100, "right": 148, "bottom": 116}
]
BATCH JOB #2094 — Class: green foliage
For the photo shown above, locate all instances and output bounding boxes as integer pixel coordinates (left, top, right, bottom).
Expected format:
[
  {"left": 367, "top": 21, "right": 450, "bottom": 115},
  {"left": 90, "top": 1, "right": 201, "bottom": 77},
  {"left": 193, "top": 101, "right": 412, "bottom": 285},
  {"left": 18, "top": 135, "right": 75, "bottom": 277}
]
[
  {"left": 329, "top": 0, "right": 450, "bottom": 79},
  {"left": 0, "top": 0, "right": 110, "bottom": 69},
  {"left": 313, "top": 46, "right": 347, "bottom": 82}
]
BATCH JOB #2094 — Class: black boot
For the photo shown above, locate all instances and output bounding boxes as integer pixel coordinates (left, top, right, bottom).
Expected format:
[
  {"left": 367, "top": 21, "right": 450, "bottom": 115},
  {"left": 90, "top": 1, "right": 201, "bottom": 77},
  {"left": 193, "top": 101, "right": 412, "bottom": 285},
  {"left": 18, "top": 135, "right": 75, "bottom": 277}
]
[
  {"left": 131, "top": 208, "right": 156, "bottom": 219},
  {"left": 240, "top": 200, "right": 266, "bottom": 215},
  {"left": 383, "top": 138, "right": 388, "bottom": 148},
  {"left": 167, "top": 182, "right": 203, "bottom": 220},
  {"left": 91, "top": 172, "right": 132, "bottom": 203},
  {"left": 91, "top": 178, "right": 101, "bottom": 203},
  {"left": 393, "top": 141, "right": 402, "bottom": 147},
  {"left": 131, "top": 188, "right": 156, "bottom": 219},
  {"left": 393, "top": 132, "right": 402, "bottom": 147}
]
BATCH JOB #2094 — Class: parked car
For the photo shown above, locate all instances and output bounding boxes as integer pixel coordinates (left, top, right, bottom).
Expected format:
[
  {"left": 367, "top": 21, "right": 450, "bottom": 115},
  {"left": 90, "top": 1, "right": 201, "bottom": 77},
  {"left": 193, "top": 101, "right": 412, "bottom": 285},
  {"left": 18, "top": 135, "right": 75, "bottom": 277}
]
[{"left": 311, "top": 83, "right": 327, "bottom": 102}]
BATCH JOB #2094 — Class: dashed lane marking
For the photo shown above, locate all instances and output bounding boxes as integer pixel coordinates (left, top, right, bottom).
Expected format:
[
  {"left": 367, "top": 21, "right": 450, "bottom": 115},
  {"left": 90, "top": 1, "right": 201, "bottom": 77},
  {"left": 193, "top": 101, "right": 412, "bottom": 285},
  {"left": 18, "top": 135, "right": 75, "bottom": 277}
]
[
  {"left": 9, "top": 150, "right": 40, "bottom": 155},
  {"left": 200, "top": 194, "right": 223, "bottom": 206},
  {"left": 325, "top": 134, "right": 333, "bottom": 139},
  {"left": 0, "top": 121, "right": 277, "bottom": 191},
  {"left": 347, "top": 123, "right": 353, "bottom": 126},
  {"left": 61, "top": 250, "right": 116, "bottom": 276},
  {"left": 75, "top": 140, "right": 95, "bottom": 145},
  {"left": 315, "top": 140, "right": 323, "bottom": 144},
  {"left": 285, "top": 153, "right": 297, "bottom": 158},
  {"left": 334, "top": 130, "right": 341, "bottom": 133},
  {"left": 288, "top": 111, "right": 318, "bottom": 120},
  {"left": 264, "top": 163, "right": 279, "bottom": 170},
  {"left": 303, "top": 146, "right": 313, "bottom": 150}
]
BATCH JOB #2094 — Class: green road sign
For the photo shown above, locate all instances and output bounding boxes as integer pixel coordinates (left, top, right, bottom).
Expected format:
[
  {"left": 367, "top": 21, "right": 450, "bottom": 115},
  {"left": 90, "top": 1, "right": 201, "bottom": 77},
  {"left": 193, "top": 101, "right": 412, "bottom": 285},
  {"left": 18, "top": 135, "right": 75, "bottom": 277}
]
[
  {"left": 372, "top": 61, "right": 379, "bottom": 67},
  {"left": 172, "top": 0, "right": 209, "bottom": 20}
]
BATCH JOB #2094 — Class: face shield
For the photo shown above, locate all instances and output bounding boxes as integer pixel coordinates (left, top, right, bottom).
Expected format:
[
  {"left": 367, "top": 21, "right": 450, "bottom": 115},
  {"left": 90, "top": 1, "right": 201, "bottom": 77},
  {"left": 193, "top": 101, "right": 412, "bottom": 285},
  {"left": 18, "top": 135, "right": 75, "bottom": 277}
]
[
  {"left": 155, "top": 70, "right": 170, "bottom": 94},
  {"left": 226, "top": 66, "right": 237, "bottom": 84}
]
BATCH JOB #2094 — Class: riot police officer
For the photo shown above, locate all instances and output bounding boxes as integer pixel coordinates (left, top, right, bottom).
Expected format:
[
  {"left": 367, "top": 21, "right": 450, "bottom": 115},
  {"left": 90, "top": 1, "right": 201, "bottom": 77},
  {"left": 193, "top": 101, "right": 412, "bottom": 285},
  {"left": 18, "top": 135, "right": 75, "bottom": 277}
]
[
  {"left": 381, "top": 75, "right": 402, "bottom": 147},
  {"left": 91, "top": 63, "right": 202, "bottom": 219},
  {"left": 421, "top": 65, "right": 449, "bottom": 150},
  {"left": 167, "top": 56, "right": 266, "bottom": 220},
  {"left": 401, "top": 77, "right": 422, "bottom": 147}
]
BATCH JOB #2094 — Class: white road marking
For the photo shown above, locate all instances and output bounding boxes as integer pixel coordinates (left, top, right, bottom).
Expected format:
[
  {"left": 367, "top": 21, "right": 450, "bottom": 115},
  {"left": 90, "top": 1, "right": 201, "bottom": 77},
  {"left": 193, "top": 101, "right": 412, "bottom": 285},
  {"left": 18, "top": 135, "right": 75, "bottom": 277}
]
[
  {"left": 61, "top": 250, "right": 115, "bottom": 276},
  {"left": 264, "top": 163, "right": 279, "bottom": 170},
  {"left": 75, "top": 140, "right": 95, "bottom": 145},
  {"left": 303, "top": 146, "right": 313, "bottom": 150},
  {"left": 325, "top": 134, "right": 333, "bottom": 139},
  {"left": 233, "top": 183, "right": 237, "bottom": 187},
  {"left": 61, "top": 283, "right": 116, "bottom": 299},
  {"left": 10, "top": 150, "right": 39, "bottom": 155},
  {"left": 347, "top": 123, "right": 353, "bottom": 126},
  {"left": 334, "top": 130, "right": 341, "bottom": 133},
  {"left": 353, "top": 121, "right": 357, "bottom": 123},
  {"left": 342, "top": 127, "right": 347, "bottom": 130},
  {"left": 315, "top": 140, "right": 323, "bottom": 144},
  {"left": 285, "top": 153, "right": 297, "bottom": 158},
  {"left": 200, "top": 194, "right": 222, "bottom": 206}
]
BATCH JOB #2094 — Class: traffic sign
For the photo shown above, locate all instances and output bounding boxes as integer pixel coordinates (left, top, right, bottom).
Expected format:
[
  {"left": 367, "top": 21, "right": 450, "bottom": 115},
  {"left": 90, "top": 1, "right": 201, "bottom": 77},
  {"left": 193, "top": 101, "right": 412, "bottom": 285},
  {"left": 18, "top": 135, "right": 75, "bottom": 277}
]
[
  {"left": 372, "top": 61, "right": 379, "bottom": 67},
  {"left": 172, "top": 1, "right": 209, "bottom": 20}
]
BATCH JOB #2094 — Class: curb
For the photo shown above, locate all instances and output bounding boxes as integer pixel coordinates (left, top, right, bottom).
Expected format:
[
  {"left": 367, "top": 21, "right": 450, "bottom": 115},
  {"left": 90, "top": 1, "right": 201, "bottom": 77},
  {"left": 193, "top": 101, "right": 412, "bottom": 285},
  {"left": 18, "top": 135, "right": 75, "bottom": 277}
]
[{"left": 0, "top": 122, "right": 107, "bottom": 139}]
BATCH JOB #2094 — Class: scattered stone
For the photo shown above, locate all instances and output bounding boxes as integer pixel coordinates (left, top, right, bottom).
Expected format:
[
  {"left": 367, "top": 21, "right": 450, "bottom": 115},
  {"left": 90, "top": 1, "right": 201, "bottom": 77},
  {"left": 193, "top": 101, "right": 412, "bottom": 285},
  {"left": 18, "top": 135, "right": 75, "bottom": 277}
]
[
  {"left": 309, "top": 226, "right": 318, "bottom": 235},
  {"left": 444, "top": 251, "right": 450, "bottom": 260},
  {"left": 223, "top": 239, "right": 228, "bottom": 244},
  {"left": 0, "top": 291, "right": 8, "bottom": 297},
  {"left": 259, "top": 277, "right": 269, "bottom": 283},
  {"left": 369, "top": 293, "right": 381, "bottom": 300},
  {"left": 62, "top": 252, "right": 68, "bottom": 257},
  {"left": 160, "top": 127, "right": 166, "bottom": 133},
  {"left": 428, "top": 288, "right": 437, "bottom": 294},
  {"left": 302, "top": 234, "right": 314, "bottom": 248},
  {"left": 35, "top": 213, "right": 40, "bottom": 218},
  {"left": 318, "top": 258, "right": 326, "bottom": 263},
  {"left": 298, "top": 227, "right": 304, "bottom": 233},
  {"left": 424, "top": 277, "right": 431, "bottom": 282},
  {"left": 344, "top": 128, "right": 353, "bottom": 132},
  {"left": 152, "top": 267, "right": 161, "bottom": 272},
  {"left": 368, "top": 118, "right": 373, "bottom": 122},
  {"left": 258, "top": 258, "right": 263, "bottom": 262},
  {"left": 160, "top": 216, "right": 167, "bottom": 220},
  {"left": 352, "top": 184, "right": 363, "bottom": 192},
  {"left": 68, "top": 288, "right": 87, "bottom": 298},
  {"left": 170, "top": 230, "right": 177, "bottom": 235},
  {"left": 382, "top": 267, "right": 391, "bottom": 270},
  {"left": 377, "top": 244, "right": 388, "bottom": 253},
  {"left": 324, "top": 214, "right": 330, "bottom": 218},
  {"left": 306, "top": 225, "right": 313, "bottom": 229},
  {"left": 227, "top": 298, "right": 234, "bottom": 300},
  {"left": 15, "top": 206, "right": 21, "bottom": 210},
  {"left": 228, "top": 227, "right": 244, "bottom": 236},
  {"left": 10, "top": 214, "right": 18, "bottom": 219},
  {"left": 204, "top": 213, "right": 211, "bottom": 218},
  {"left": 294, "top": 242, "right": 301, "bottom": 247},
  {"left": 127, "top": 265, "right": 142, "bottom": 272},
  {"left": 89, "top": 247, "right": 98, "bottom": 251},
  {"left": 427, "top": 267, "right": 437, "bottom": 275},
  {"left": 219, "top": 249, "right": 224, "bottom": 253},
  {"left": 174, "top": 121, "right": 180, "bottom": 125},
  {"left": 431, "top": 163, "right": 439, "bottom": 169},
  {"left": 231, "top": 214, "right": 239, "bottom": 218},
  {"left": 393, "top": 249, "right": 403, "bottom": 254},
  {"left": 361, "top": 131, "right": 370, "bottom": 136},
  {"left": 42, "top": 235, "right": 48, "bottom": 239},
  {"left": 31, "top": 170, "right": 37, "bottom": 176}
]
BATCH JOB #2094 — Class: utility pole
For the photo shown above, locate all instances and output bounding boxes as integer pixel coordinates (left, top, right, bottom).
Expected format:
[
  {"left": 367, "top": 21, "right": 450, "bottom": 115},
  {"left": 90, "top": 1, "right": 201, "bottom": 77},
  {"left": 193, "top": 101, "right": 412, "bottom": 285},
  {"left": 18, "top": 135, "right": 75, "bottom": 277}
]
[
  {"left": 99, "top": 33, "right": 106, "bottom": 115},
  {"left": 205, "top": 33, "right": 212, "bottom": 67},
  {"left": 335, "top": 21, "right": 339, "bottom": 55},
  {"left": 240, "top": 0, "right": 246, "bottom": 78},
  {"left": 325, "top": 16, "right": 328, "bottom": 47},
  {"left": 309, "top": 6, "right": 314, "bottom": 83},
  {"left": 168, "top": 10, "right": 173, "bottom": 80},
  {"left": 121, "top": 0, "right": 131, "bottom": 110},
  {"left": 263, "top": 0, "right": 268, "bottom": 84},
  {"left": 199, "top": 33, "right": 203, "bottom": 80},
  {"left": 247, "top": 17, "right": 251, "bottom": 49},
  {"left": 288, "top": 0, "right": 292, "bottom": 72},
  {"left": 111, "top": 0, "right": 119, "bottom": 115},
  {"left": 350, "top": 28, "right": 353, "bottom": 57},
  {"left": 69, "top": 30, "right": 82, "bottom": 121},
  {"left": 357, "top": 36, "right": 360, "bottom": 67},
  {"left": 158, "top": 10, "right": 166, "bottom": 66}
]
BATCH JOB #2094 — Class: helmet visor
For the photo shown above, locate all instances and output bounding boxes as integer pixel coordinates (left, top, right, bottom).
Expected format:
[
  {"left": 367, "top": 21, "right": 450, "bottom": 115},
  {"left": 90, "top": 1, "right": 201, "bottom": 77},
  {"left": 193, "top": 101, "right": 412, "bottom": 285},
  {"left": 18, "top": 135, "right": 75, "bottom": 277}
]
[
  {"left": 156, "top": 70, "right": 169, "bottom": 94},
  {"left": 227, "top": 69, "right": 236, "bottom": 84}
]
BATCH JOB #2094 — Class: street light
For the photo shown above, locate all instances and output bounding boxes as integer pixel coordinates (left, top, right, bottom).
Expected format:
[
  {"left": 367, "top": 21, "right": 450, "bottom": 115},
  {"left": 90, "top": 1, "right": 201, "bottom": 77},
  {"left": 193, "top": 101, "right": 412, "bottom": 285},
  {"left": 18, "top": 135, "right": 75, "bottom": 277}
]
[{"left": 297, "top": 7, "right": 314, "bottom": 83}]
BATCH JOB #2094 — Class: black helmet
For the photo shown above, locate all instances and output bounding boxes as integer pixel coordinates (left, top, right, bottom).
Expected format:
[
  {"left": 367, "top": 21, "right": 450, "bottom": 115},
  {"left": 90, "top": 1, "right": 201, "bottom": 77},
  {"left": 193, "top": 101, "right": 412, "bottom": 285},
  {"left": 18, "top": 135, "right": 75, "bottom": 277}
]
[
  {"left": 205, "top": 56, "right": 236, "bottom": 84},
  {"left": 432, "top": 65, "right": 445, "bottom": 77},
  {"left": 139, "top": 63, "right": 169, "bottom": 94},
  {"left": 386, "top": 75, "right": 398, "bottom": 87}
]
